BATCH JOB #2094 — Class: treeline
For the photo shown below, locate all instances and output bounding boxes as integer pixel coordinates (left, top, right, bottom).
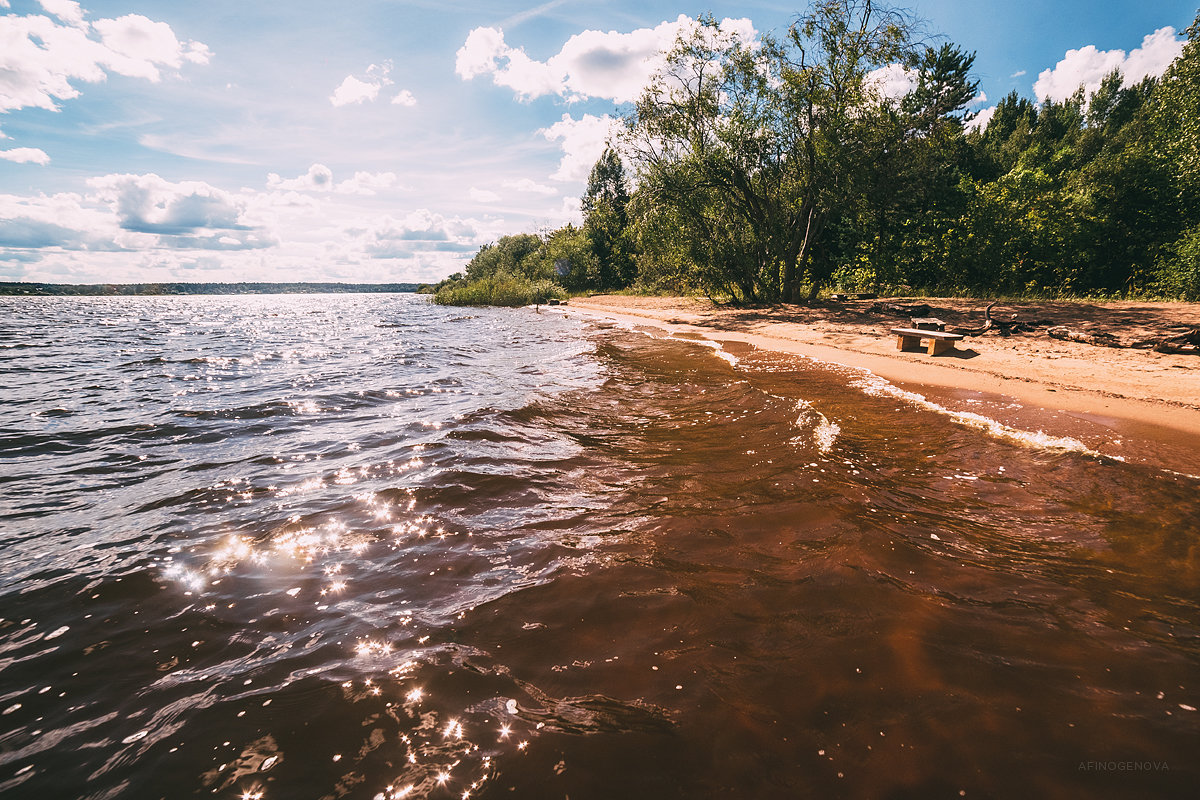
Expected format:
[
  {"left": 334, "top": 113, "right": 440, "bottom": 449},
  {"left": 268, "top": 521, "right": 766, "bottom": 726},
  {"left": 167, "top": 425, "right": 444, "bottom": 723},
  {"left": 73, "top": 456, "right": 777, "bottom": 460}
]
[
  {"left": 1, "top": 282, "right": 420, "bottom": 296},
  {"left": 437, "top": 2, "right": 1200, "bottom": 306}
]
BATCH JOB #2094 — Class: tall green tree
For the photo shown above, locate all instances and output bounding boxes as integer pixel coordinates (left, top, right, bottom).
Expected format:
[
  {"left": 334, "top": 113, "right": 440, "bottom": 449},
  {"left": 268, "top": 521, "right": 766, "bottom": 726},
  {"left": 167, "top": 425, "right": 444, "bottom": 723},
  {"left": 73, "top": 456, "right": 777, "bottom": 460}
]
[
  {"left": 1146, "top": 12, "right": 1200, "bottom": 298},
  {"left": 624, "top": 2, "right": 952, "bottom": 302},
  {"left": 582, "top": 148, "right": 636, "bottom": 288}
]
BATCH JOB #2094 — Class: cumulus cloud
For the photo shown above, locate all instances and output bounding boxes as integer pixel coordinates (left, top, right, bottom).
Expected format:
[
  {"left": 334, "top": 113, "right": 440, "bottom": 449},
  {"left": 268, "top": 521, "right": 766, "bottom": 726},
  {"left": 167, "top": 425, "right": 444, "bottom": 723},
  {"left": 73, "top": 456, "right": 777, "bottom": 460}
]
[
  {"left": 391, "top": 89, "right": 417, "bottom": 107},
  {"left": 0, "top": 190, "right": 124, "bottom": 252},
  {"left": 0, "top": 9, "right": 209, "bottom": 113},
  {"left": 0, "top": 177, "right": 490, "bottom": 282},
  {"left": 867, "top": 63, "right": 918, "bottom": 101},
  {"left": 1033, "top": 26, "right": 1184, "bottom": 103},
  {"left": 0, "top": 216, "right": 94, "bottom": 248},
  {"left": 503, "top": 178, "right": 558, "bottom": 196},
  {"left": 965, "top": 105, "right": 996, "bottom": 133},
  {"left": 38, "top": 0, "right": 86, "bottom": 29},
  {"left": 331, "top": 76, "right": 382, "bottom": 106},
  {"left": 539, "top": 113, "right": 621, "bottom": 182},
  {"left": 0, "top": 147, "right": 51, "bottom": 165},
  {"left": 268, "top": 163, "right": 335, "bottom": 192},
  {"left": 456, "top": 14, "right": 756, "bottom": 103},
  {"left": 88, "top": 173, "right": 249, "bottom": 235},
  {"left": 361, "top": 210, "right": 479, "bottom": 259},
  {"left": 266, "top": 164, "right": 399, "bottom": 195},
  {"left": 337, "top": 170, "right": 399, "bottom": 195},
  {"left": 330, "top": 62, "right": 395, "bottom": 106}
]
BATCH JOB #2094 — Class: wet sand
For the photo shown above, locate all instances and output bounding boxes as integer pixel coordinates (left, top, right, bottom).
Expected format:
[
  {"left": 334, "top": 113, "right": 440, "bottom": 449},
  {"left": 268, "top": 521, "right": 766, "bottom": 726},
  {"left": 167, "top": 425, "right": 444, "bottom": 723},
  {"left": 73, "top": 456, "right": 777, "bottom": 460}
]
[{"left": 563, "top": 295, "right": 1200, "bottom": 473}]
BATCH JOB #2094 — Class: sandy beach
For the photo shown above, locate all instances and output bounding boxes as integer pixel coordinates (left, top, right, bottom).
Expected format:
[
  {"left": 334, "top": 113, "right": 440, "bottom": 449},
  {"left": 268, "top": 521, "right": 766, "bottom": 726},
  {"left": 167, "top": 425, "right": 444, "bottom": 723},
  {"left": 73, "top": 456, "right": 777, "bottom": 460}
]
[{"left": 565, "top": 294, "right": 1200, "bottom": 471}]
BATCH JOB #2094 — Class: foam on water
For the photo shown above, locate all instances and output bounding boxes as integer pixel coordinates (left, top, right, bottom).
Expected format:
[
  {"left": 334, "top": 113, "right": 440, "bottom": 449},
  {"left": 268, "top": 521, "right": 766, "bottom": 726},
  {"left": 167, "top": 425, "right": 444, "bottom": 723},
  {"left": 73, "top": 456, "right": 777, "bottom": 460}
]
[
  {"left": 791, "top": 398, "right": 841, "bottom": 454},
  {"left": 846, "top": 370, "right": 1120, "bottom": 458}
]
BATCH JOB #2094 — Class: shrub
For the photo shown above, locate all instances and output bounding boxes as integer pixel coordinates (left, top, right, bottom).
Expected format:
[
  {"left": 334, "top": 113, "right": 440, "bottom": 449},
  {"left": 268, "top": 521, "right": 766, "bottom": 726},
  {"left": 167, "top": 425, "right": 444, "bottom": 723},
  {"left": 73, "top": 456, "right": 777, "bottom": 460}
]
[{"left": 433, "top": 272, "right": 566, "bottom": 307}]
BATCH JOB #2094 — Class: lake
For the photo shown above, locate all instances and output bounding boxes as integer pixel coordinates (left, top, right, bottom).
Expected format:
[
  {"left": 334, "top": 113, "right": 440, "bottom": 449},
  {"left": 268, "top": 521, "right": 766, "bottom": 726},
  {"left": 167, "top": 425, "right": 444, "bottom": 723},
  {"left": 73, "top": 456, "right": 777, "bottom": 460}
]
[{"left": 1, "top": 293, "right": 1197, "bottom": 798}]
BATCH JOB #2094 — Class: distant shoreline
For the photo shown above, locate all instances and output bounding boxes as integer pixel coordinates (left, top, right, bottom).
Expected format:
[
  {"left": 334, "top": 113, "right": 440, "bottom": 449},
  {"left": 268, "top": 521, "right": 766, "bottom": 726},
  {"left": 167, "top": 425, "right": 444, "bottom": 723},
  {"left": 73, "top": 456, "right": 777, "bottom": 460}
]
[{"left": 0, "top": 281, "right": 422, "bottom": 296}]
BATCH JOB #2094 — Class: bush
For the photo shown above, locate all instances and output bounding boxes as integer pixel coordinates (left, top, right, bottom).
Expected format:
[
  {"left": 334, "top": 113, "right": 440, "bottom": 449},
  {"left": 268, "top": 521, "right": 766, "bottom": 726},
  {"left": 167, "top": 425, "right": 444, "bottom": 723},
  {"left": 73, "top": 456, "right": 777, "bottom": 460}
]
[
  {"left": 433, "top": 272, "right": 567, "bottom": 307},
  {"left": 1155, "top": 222, "right": 1200, "bottom": 300}
]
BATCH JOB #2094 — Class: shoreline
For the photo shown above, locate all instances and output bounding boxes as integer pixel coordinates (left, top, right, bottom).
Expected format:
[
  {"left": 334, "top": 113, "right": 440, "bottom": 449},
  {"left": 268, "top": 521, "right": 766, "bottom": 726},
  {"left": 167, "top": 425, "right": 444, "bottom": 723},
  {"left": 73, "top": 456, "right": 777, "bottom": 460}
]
[{"left": 561, "top": 294, "right": 1200, "bottom": 474}]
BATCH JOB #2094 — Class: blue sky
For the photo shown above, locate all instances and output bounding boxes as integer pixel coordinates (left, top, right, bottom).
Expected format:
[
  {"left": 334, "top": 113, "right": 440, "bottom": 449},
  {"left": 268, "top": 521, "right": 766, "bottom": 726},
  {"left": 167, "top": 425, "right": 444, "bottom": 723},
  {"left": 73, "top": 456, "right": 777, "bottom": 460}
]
[{"left": 1, "top": 0, "right": 1196, "bottom": 284}]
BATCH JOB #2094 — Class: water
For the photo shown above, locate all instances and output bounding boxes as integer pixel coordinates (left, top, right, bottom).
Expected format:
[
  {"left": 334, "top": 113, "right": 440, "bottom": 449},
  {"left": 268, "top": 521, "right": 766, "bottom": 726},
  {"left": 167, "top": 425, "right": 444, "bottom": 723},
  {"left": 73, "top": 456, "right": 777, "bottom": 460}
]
[{"left": 1, "top": 293, "right": 1198, "bottom": 799}]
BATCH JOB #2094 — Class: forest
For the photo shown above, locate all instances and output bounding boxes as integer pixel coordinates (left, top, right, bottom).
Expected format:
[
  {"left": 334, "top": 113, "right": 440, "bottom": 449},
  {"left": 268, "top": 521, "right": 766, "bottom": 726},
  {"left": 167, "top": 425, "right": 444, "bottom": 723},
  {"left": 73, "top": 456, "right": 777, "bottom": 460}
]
[{"left": 434, "top": 1, "right": 1200, "bottom": 306}]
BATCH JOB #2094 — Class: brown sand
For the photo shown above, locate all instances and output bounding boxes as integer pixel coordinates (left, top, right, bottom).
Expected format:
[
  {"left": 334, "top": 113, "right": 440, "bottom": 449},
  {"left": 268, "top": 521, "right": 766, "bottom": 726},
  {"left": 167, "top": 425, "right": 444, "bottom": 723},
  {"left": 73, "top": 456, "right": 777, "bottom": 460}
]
[{"left": 561, "top": 295, "right": 1200, "bottom": 472}]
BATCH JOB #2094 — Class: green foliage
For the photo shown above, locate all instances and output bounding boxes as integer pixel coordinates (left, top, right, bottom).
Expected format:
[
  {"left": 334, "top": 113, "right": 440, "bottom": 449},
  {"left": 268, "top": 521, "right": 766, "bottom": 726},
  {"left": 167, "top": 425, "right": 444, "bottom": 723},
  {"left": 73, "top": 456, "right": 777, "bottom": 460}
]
[
  {"left": 439, "top": 3, "right": 1200, "bottom": 305},
  {"left": 1156, "top": 222, "right": 1200, "bottom": 299},
  {"left": 464, "top": 234, "right": 548, "bottom": 282},
  {"left": 582, "top": 148, "right": 636, "bottom": 288},
  {"left": 433, "top": 271, "right": 565, "bottom": 307}
]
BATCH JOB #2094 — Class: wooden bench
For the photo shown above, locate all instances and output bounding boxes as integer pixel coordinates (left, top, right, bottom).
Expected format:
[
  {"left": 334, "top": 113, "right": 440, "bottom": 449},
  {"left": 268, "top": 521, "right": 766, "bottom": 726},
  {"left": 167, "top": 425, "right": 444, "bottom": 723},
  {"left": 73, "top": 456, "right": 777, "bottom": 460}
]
[{"left": 891, "top": 327, "right": 964, "bottom": 356}]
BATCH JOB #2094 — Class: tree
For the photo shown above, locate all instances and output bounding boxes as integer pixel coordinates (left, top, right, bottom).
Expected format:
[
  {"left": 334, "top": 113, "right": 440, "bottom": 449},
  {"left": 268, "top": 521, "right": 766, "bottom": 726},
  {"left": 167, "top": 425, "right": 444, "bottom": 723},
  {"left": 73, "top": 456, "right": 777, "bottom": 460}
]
[
  {"left": 1150, "top": 12, "right": 1200, "bottom": 297},
  {"left": 464, "top": 233, "right": 546, "bottom": 281},
  {"left": 582, "top": 148, "right": 636, "bottom": 288},
  {"left": 623, "top": 2, "right": 945, "bottom": 302}
]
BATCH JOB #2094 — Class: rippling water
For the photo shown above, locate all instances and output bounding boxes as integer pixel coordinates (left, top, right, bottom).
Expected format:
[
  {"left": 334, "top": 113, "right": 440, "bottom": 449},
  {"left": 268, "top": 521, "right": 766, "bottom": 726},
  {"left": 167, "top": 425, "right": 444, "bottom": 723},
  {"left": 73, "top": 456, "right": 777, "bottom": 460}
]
[{"left": 1, "top": 294, "right": 1198, "bottom": 799}]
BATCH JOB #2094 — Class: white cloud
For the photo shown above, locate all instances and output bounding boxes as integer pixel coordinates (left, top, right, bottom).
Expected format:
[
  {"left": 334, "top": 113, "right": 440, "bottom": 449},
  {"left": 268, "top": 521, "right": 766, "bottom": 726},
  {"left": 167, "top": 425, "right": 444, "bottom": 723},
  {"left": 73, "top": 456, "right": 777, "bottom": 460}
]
[
  {"left": 469, "top": 187, "right": 501, "bottom": 203},
  {"left": 361, "top": 210, "right": 479, "bottom": 259},
  {"left": 1033, "top": 26, "right": 1184, "bottom": 103},
  {"left": 1010, "top": 70, "right": 1027, "bottom": 79},
  {"left": 331, "top": 76, "right": 381, "bottom": 106},
  {"left": 266, "top": 164, "right": 398, "bottom": 195},
  {"left": 560, "top": 196, "right": 582, "bottom": 222},
  {"left": 336, "top": 170, "right": 399, "bottom": 195},
  {"left": 88, "top": 173, "right": 250, "bottom": 235},
  {"left": 93, "top": 14, "right": 211, "bottom": 78},
  {"left": 0, "top": 190, "right": 123, "bottom": 252},
  {"left": 37, "top": 0, "right": 85, "bottom": 29},
  {"left": 268, "top": 163, "right": 335, "bottom": 191},
  {"left": 0, "top": 174, "right": 493, "bottom": 283},
  {"left": 330, "top": 62, "right": 393, "bottom": 106},
  {"left": 0, "top": 147, "right": 51, "bottom": 165},
  {"left": 503, "top": 178, "right": 557, "bottom": 196},
  {"left": 0, "top": 10, "right": 209, "bottom": 113},
  {"left": 965, "top": 105, "right": 996, "bottom": 133},
  {"left": 455, "top": 27, "right": 510, "bottom": 79},
  {"left": 456, "top": 15, "right": 757, "bottom": 104},
  {"left": 867, "top": 63, "right": 918, "bottom": 101},
  {"left": 539, "top": 113, "right": 620, "bottom": 182},
  {"left": 391, "top": 89, "right": 417, "bottom": 107}
]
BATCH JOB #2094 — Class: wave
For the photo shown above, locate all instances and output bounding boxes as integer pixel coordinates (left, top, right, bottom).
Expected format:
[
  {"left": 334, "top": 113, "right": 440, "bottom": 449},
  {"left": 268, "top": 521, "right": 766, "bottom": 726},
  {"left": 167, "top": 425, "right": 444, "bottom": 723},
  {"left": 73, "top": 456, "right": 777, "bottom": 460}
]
[{"left": 846, "top": 371, "right": 1114, "bottom": 458}]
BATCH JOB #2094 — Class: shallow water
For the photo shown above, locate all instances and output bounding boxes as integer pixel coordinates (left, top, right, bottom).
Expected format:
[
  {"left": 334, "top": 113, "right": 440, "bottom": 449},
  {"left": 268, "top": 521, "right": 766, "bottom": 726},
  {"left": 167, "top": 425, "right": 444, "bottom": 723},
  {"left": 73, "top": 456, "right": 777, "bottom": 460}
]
[{"left": 1, "top": 294, "right": 1198, "bottom": 799}]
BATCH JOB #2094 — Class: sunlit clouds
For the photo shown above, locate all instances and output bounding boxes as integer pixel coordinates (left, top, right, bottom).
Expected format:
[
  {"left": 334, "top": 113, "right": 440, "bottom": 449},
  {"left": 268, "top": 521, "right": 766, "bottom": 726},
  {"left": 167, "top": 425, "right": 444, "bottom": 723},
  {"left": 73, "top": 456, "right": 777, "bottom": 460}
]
[
  {"left": 538, "top": 113, "right": 621, "bottom": 182},
  {"left": 455, "top": 15, "right": 756, "bottom": 104},
  {"left": 1033, "top": 26, "right": 1184, "bottom": 103},
  {"left": 1, "top": 2, "right": 1194, "bottom": 285},
  {"left": 0, "top": 5, "right": 208, "bottom": 114},
  {"left": 330, "top": 61, "right": 416, "bottom": 108}
]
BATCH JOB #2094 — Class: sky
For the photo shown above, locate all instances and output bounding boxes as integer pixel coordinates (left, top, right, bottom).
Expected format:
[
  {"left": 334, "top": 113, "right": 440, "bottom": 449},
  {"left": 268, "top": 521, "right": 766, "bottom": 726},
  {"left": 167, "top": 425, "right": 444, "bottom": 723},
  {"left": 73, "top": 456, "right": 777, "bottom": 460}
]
[{"left": 0, "top": 0, "right": 1196, "bottom": 285}]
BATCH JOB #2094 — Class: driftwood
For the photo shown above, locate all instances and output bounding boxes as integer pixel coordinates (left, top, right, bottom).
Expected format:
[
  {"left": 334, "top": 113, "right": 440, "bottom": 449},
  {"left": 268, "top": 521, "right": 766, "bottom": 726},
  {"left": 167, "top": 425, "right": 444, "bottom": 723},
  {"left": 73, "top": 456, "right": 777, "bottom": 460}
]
[
  {"left": 1048, "top": 326, "right": 1200, "bottom": 354},
  {"left": 1047, "top": 326, "right": 1124, "bottom": 348},
  {"left": 867, "top": 301, "right": 934, "bottom": 317},
  {"left": 1135, "top": 328, "right": 1200, "bottom": 354},
  {"left": 951, "top": 302, "right": 1034, "bottom": 336}
]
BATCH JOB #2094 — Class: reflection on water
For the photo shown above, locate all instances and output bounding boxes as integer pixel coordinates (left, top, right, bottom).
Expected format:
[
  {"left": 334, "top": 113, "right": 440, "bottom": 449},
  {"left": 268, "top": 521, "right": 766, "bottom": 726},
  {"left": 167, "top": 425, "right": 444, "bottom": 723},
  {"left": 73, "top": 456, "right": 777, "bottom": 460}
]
[{"left": 1, "top": 294, "right": 1198, "bottom": 799}]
